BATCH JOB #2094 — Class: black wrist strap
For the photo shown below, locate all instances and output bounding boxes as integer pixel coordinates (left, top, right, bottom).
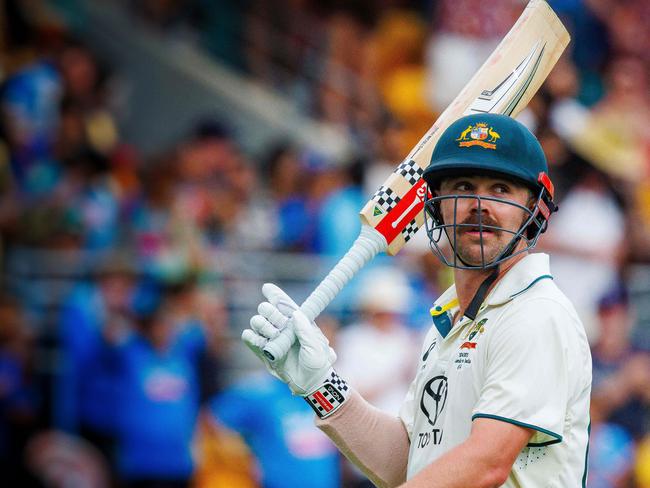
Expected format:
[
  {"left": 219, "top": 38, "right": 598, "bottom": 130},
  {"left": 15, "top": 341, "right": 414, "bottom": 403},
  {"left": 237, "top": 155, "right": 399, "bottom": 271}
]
[{"left": 464, "top": 267, "right": 500, "bottom": 321}]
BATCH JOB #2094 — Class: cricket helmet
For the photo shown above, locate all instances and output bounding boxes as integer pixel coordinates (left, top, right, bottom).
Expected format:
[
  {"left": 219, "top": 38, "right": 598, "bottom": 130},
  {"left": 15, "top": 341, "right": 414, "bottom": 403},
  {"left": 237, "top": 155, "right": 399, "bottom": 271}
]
[{"left": 422, "top": 113, "right": 557, "bottom": 269}]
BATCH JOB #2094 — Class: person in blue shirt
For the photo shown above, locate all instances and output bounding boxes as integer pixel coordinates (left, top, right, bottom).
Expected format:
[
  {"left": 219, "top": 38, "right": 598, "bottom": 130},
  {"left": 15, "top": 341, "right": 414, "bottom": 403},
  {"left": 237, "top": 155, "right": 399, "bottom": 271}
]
[
  {"left": 102, "top": 297, "right": 206, "bottom": 488},
  {"left": 209, "top": 373, "right": 341, "bottom": 488},
  {"left": 0, "top": 294, "right": 39, "bottom": 486},
  {"left": 57, "top": 260, "right": 138, "bottom": 470},
  {"left": 0, "top": 58, "right": 62, "bottom": 196}
]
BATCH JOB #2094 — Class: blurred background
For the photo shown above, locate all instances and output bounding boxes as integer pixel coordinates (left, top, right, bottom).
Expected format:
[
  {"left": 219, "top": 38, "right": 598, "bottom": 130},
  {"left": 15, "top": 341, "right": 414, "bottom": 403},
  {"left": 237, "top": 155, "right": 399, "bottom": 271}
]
[{"left": 0, "top": 0, "right": 649, "bottom": 486}]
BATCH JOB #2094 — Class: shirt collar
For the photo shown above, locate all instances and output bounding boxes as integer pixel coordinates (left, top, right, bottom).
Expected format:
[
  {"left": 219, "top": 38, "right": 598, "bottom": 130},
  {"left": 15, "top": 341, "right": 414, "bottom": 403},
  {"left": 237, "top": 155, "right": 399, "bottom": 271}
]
[
  {"left": 485, "top": 253, "right": 553, "bottom": 306},
  {"left": 429, "top": 285, "right": 459, "bottom": 339},
  {"left": 430, "top": 253, "right": 553, "bottom": 331}
]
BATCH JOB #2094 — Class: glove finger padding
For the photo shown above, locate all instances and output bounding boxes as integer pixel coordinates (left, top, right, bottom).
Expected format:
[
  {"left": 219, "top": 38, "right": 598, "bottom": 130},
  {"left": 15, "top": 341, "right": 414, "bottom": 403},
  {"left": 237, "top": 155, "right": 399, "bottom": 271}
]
[
  {"left": 241, "top": 328, "right": 287, "bottom": 383},
  {"left": 250, "top": 314, "right": 281, "bottom": 340},
  {"left": 241, "top": 329, "right": 267, "bottom": 359},
  {"left": 263, "top": 283, "right": 300, "bottom": 317},
  {"left": 257, "top": 302, "right": 290, "bottom": 331}
]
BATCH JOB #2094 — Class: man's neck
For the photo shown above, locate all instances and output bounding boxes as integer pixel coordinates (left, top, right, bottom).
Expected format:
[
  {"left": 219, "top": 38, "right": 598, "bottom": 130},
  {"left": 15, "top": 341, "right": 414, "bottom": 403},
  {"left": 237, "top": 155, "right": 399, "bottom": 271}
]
[{"left": 453, "top": 252, "right": 528, "bottom": 321}]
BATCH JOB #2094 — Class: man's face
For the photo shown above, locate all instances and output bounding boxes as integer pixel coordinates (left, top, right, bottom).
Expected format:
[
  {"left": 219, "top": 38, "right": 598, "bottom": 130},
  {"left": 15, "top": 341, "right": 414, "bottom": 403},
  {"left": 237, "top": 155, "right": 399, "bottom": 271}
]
[{"left": 437, "top": 175, "right": 533, "bottom": 266}]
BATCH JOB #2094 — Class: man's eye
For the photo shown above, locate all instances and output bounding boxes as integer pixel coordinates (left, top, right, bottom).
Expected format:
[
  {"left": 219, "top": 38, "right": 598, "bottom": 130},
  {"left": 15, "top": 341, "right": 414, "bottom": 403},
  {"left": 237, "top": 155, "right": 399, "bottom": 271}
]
[
  {"left": 494, "top": 184, "right": 510, "bottom": 194},
  {"left": 455, "top": 182, "right": 471, "bottom": 192}
]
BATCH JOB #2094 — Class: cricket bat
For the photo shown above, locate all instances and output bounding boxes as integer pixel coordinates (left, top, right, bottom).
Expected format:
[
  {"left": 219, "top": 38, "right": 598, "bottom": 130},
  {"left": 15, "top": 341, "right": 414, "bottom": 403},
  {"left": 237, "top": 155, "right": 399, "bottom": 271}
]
[{"left": 262, "top": 0, "right": 569, "bottom": 361}]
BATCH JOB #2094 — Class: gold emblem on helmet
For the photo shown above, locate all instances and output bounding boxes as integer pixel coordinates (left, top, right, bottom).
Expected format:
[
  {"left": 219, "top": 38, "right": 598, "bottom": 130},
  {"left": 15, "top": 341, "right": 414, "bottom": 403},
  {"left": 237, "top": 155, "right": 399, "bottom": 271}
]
[{"left": 457, "top": 123, "right": 500, "bottom": 150}]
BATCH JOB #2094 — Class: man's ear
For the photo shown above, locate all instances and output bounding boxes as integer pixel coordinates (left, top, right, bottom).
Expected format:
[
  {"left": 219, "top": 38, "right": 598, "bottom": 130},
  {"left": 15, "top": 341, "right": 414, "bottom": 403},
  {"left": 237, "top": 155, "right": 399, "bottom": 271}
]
[{"left": 526, "top": 190, "right": 536, "bottom": 210}]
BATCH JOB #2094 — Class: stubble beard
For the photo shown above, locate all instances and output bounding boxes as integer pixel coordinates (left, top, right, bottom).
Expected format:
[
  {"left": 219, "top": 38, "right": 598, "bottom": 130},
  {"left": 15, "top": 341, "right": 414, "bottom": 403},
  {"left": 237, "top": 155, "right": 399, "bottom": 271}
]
[
  {"left": 454, "top": 231, "right": 506, "bottom": 266},
  {"left": 453, "top": 211, "right": 530, "bottom": 266}
]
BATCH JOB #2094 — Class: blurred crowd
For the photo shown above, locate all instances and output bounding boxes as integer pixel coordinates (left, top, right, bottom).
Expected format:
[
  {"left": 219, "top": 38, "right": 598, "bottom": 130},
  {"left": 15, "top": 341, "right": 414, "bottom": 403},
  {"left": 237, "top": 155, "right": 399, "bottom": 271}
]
[{"left": 0, "top": 0, "right": 649, "bottom": 486}]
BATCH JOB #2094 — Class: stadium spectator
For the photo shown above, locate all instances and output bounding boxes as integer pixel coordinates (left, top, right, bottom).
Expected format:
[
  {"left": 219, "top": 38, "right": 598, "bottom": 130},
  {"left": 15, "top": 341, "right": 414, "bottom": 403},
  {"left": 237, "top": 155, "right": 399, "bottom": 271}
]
[
  {"left": 56, "top": 252, "right": 139, "bottom": 464},
  {"left": 569, "top": 56, "right": 650, "bottom": 183},
  {"left": 0, "top": 44, "right": 62, "bottom": 196},
  {"left": 101, "top": 296, "right": 207, "bottom": 487},
  {"left": 208, "top": 373, "right": 341, "bottom": 488},
  {"left": 424, "top": 0, "right": 522, "bottom": 113},
  {"left": 336, "top": 266, "right": 418, "bottom": 415},
  {"left": 193, "top": 288, "right": 229, "bottom": 400},
  {"left": 0, "top": 294, "right": 39, "bottom": 485},
  {"left": 173, "top": 118, "right": 273, "bottom": 252},
  {"left": 538, "top": 165, "right": 626, "bottom": 341},
  {"left": 587, "top": 420, "right": 636, "bottom": 488},
  {"left": 192, "top": 410, "right": 257, "bottom": 488},
  {"left": 311, "top": 157, "right": 365, "bottom": 257},
  {"left": 587, "top": 284, "right": 648, "bottom": 487},
  {"left": 24, "top": 430, "right": 111, "bottom": 488},
  {"left": 636, "top": 434, "right": 650, "bottom": 488},
  {"left": 590, "top": 285, "right": 650, "bottom": 440},
  {"left": 263, "top": 142, "right": 311, "bottom": 251}
]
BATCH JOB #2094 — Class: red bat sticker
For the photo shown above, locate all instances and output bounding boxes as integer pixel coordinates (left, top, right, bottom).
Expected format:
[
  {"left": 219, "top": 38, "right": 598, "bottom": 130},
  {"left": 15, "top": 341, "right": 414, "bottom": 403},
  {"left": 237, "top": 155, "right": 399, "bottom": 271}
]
[{"left": 376, "top": 179, "right": 429, "bottom": 243}]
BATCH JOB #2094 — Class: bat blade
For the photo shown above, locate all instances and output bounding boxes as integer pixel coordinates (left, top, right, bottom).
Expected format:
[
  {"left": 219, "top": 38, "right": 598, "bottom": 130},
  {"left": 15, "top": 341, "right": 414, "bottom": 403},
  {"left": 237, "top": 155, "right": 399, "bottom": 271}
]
[{"left": 360, "top": 0, "right": 569, "bottom": 256}]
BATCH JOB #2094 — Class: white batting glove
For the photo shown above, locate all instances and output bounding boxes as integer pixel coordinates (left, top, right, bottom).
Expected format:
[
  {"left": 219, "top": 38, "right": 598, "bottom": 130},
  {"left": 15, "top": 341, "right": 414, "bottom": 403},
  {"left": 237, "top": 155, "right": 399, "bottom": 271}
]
[{"left": 242, "top": 283, "right": 349, "bottom": 418}]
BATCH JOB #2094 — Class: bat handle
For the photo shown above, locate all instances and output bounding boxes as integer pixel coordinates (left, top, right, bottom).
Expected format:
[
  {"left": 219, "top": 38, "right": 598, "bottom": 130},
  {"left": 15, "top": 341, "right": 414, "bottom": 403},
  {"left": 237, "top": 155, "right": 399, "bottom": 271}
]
[{"left": 262, "top": 225, "right": 387, "bottom": 362}]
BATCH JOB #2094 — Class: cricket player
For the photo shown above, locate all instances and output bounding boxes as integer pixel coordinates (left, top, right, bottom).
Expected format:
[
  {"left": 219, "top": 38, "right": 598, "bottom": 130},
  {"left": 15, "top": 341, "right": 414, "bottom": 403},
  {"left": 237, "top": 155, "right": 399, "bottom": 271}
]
[{"left": 243, "top": 113, "right": 592, "bottom": 487}]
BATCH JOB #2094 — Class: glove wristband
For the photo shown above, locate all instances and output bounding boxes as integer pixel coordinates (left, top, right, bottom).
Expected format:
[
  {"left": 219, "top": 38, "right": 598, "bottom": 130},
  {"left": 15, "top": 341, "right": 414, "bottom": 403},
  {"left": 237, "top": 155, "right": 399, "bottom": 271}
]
[{"left": 304, "top": 370, "right": 349, "bottom": 419}]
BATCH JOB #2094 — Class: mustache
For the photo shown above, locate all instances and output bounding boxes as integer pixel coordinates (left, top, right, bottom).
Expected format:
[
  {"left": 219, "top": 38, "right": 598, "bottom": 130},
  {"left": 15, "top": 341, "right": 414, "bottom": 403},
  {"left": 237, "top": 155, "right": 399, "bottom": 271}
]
[{"left": 457, "top": 215, "right": 500, "bottom": 233}]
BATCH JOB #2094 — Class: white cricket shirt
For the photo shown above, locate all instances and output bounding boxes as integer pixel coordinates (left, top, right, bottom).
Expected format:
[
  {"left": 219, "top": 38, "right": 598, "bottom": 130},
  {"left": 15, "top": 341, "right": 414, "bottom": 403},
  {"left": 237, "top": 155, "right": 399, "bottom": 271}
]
[{"left": 399, "top": 253, "right": 592, "bottom": 487}]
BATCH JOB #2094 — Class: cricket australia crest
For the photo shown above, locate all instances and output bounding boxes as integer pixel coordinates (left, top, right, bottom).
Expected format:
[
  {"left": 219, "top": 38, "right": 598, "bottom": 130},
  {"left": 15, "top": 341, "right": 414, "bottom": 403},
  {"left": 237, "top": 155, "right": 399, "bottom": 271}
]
[{"left": 456, "top": 123, "right": 500, "bottom": 150}]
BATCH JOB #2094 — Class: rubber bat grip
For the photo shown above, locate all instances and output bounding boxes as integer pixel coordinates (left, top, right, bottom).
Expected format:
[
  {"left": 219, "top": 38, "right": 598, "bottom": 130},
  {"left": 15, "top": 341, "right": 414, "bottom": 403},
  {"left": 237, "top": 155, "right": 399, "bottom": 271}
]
[{"left": 262, "top": 225, "right": 387, "bottom": 361}]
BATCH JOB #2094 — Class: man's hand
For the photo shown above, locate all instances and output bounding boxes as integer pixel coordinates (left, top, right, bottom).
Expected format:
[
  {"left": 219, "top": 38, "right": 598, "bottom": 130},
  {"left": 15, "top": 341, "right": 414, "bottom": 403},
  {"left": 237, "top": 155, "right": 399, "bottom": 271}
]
[{"left": 242, "top": 283, "right": 337, "bottom": 396}]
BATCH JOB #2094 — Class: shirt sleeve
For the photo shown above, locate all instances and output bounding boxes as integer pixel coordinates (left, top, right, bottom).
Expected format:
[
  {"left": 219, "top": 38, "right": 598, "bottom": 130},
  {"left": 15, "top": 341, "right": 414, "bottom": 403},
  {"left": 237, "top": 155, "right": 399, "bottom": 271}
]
[
  {"left": 472, "top": 298, "right": 569, "bottom": 446},
  {"left": 398, "top": 375, "right": 418, "bottom": 440}
]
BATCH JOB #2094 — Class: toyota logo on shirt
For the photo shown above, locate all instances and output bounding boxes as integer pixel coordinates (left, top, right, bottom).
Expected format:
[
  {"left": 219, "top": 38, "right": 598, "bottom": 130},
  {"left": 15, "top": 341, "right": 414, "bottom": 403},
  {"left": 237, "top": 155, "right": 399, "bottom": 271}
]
[{"left": 420, "top": 375, "right": 448, "bottom": 426}]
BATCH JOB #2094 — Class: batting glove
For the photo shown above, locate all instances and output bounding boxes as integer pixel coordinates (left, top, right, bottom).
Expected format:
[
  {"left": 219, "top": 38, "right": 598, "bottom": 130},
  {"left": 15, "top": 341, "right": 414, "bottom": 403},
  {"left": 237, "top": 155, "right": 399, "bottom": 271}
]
[{"left": 242, "top": 283, "right": 349, "bottom": 418}]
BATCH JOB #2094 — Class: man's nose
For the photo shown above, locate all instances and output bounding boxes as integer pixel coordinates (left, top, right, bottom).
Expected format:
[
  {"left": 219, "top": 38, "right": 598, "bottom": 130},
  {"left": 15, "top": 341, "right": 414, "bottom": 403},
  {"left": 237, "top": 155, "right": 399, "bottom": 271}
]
[{"left": 468, "top": 195, "right": 492, "bottom": 214}]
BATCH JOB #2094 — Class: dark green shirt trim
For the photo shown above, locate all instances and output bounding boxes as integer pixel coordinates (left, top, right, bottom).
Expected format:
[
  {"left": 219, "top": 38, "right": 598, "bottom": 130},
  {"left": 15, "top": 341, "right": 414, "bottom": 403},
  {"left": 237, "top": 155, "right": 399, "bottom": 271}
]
[
  {"left": 509, "top": 274, "right": 553, "bottom": 299},
  {"left": 582, "top": 420, "right": 591, "bottom": 488},
  {"left": 472, "top": 413, "right": 563, "bottom": 446}
]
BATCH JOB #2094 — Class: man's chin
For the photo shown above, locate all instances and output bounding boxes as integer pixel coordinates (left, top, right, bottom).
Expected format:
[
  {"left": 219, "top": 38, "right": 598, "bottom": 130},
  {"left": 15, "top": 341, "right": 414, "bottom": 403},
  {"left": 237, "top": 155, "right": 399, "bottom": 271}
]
[{"left": 456, "top": 248, "right": 502, "bottom": 267}]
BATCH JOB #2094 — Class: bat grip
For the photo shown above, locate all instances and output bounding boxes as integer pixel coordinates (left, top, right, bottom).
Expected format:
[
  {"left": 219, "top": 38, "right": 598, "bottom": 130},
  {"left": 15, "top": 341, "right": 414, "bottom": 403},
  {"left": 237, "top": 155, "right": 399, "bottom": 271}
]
[{"left": 262, "top": 225, "right": 387, "bottom": 362}]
